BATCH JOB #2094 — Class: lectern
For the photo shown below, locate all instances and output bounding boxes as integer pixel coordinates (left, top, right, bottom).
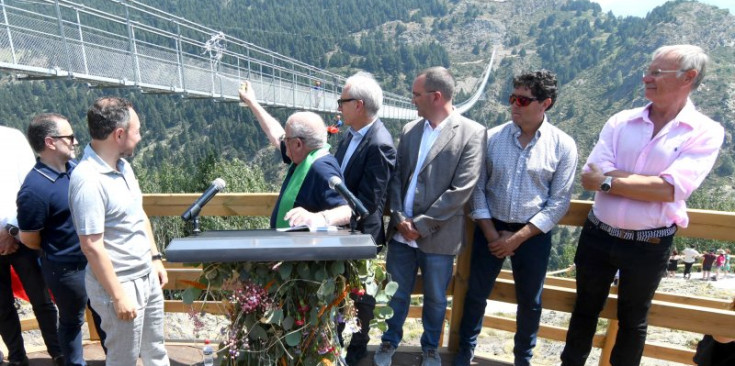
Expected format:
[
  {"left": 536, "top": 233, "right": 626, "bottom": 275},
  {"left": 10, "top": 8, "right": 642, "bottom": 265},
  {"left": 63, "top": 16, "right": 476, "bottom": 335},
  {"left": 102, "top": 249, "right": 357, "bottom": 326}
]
[{"left": 165, "top": 229, "right": 377, "bottom": 263}]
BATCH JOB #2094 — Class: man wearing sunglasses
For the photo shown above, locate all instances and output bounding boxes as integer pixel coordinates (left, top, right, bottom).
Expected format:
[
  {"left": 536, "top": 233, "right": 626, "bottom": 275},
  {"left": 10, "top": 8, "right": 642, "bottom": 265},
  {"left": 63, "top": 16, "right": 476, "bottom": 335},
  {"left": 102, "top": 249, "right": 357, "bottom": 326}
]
[
  {"left": 374, "top": 67, "right": 486, "bottom": 366},
  {"left": 561, "top": 45, "right": 724, "bottom": 366},
  {"left": 238, "top": 82, "right": 351, "bottom": 229},
  {"left": 453, "top": 70, "right": 577, "bottom": 366},
  {"left": 0, "top": 125, "right": 60, "bottom": 366},
  {"left": 17, "top": 114, "right": 108, "bottom": 365}
]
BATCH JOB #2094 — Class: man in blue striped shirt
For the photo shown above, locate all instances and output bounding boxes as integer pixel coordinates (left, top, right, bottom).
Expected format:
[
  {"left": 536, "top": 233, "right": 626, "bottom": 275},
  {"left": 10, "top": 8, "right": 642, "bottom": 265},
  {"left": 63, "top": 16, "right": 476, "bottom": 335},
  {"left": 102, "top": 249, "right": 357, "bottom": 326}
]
[{"left": 454, "top": 70, "right": 578, "bottom": 366}]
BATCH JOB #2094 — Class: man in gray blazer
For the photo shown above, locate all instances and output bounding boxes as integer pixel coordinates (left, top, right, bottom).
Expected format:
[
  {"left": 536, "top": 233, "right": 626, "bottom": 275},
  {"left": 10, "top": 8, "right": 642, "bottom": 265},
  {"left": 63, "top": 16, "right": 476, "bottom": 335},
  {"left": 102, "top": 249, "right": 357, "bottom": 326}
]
[{"left": 374, "top": 67, "right": 486, "bottom": 366}]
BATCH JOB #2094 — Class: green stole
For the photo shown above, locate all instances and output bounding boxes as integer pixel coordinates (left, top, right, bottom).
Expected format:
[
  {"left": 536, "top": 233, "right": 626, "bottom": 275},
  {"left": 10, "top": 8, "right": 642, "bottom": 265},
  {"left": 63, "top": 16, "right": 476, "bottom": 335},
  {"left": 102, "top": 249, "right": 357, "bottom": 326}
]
[{"left": 275, "top": 145, "right": 330, "bottom": 228}]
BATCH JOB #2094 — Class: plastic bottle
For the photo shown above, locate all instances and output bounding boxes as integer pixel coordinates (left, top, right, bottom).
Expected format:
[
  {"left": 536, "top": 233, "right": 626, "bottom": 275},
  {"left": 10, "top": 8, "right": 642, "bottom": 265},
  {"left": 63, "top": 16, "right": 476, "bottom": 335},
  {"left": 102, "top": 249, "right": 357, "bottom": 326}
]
[{"left": 203, "top": 339, "right": 214, "bottom": 366}]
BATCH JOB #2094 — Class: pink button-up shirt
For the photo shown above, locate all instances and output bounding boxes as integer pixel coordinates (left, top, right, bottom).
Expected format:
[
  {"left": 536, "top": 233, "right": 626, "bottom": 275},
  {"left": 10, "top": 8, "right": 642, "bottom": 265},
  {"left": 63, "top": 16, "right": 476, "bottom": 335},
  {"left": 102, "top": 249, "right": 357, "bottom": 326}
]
[{"left": 587, "top": 99, "right": 724, "bottom": 230}]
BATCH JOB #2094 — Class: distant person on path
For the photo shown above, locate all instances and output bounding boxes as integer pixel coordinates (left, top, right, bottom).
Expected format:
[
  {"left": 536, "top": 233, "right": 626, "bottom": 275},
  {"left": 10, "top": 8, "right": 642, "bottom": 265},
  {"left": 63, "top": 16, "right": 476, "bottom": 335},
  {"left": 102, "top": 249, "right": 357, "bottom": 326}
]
[
  {"left": 373, "top": 67, "right": 486, "bottom": 366},
  {"left": 561, "top": 44, "right": 724, "bottom": 366},
  {"left": 702, "top": 250, "right": 716, "bottom": 281},
  {"left": 333, "top": 72, "right": 396, "bottom": 365},
  {"left": 17, "top": 113, "right": 106, "bottom": 366},
  {"left": 69, "top": 97, "right": 169, "bottom": 366},
  {"left": 312, "top": 80, "right": 323, "bottom": 109},
  {"left": 238, "top": 81, "right": 351, "bottom": 229},
  {"left": 454, "top": 70, "right": 577, "bottom": 366},
  {"left": 667, "top": 249, "right": 681, "bottom": 278},
  {"left": 1, "top": 125, "right": 63, "bottom": 366},
  {"left": 724, "top": 249, "right": 731, "bottom": 278},
  {"left": 682, "top": 245, "right": 700, "bottom": 279},
  {"left": 714, "top": 249, "right": 726, "bottom": 280}
]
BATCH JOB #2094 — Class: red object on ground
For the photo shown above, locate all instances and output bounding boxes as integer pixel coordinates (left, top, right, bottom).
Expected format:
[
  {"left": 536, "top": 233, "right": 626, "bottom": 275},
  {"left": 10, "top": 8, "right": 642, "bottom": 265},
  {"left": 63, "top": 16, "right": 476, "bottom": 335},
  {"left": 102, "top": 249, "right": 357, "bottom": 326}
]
[{"left": 11, "top": 266, "right": 29, "bottom": 301}]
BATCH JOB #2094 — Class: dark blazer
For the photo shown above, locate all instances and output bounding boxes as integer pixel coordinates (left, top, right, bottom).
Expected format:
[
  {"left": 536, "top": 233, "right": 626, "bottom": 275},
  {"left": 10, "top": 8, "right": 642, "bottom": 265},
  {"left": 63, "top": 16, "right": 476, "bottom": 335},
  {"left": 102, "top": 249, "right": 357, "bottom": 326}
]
[
  {"left": 334, "top": 119, "right": 396, "bottom": 245},
  {"left": 387, "top": 113, "right": 486, "bottom": 255}
]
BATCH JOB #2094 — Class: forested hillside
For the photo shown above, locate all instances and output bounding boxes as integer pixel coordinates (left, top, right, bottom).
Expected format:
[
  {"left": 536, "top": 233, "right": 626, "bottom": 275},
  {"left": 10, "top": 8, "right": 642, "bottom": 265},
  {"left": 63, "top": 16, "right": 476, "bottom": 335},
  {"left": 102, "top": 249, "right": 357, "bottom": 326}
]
[{"left": 1, "top": 0, "right": 733, "bottom": 267}]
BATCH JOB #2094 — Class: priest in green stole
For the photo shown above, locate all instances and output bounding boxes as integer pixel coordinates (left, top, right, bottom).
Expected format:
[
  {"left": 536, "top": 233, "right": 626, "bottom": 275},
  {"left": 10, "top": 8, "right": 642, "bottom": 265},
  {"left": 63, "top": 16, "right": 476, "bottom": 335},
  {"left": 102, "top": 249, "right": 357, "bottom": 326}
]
[{"left": 238, "top": 82, "right": 352, "bottom": 228}]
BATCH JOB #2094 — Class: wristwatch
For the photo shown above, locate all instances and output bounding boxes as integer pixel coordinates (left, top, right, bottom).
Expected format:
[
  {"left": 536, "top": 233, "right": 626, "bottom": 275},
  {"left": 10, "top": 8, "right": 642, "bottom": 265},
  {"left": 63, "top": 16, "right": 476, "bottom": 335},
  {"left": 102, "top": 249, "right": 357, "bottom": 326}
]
[
  {"left": 600, "top": 176, "right": 613, "bottom": 192},
  {"left": 4, "top": 224, "right": 19, "bottom": 237},
  {"left": 151, "top": 253, "right": 164, "bottom": 261}
]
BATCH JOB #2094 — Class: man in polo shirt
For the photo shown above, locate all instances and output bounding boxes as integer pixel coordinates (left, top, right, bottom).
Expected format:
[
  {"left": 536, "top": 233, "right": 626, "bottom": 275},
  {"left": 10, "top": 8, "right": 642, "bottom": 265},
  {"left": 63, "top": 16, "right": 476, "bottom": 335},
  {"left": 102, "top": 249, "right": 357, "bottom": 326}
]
[
  {"left": 17, "top": 113, "right": 106, "bottom": 366},
  {"left": 69, "top": 97, "right": 169, "bottom": 366},
  {"left": 561, "top": 45, "right": 724, "bottom": 366},
  {"left": 238, "top": 82, "right": 351, "bottom": 228},
  {"left": 1, "top": 125, "right": 62, "bottom": 366}
]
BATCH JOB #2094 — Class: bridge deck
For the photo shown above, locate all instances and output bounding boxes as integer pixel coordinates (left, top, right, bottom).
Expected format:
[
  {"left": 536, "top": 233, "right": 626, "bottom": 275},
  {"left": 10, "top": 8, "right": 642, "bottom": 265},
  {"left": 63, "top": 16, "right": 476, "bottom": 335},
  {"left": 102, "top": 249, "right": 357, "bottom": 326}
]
[{"left": 24, "top": 343, "right": 511, "bottom": 366}]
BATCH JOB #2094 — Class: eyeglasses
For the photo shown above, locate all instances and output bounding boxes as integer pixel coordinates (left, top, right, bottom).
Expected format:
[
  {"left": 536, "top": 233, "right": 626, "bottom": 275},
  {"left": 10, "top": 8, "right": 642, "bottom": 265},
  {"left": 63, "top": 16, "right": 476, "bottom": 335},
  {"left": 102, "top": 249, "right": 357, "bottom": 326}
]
[
  {"left": 509, "top": 94, "right": 538, "bottom": 107},
  {"left": 51, "top": 134, "right": 75, "bottom": 143},
  {"left": 643, "top": 69, "right": 684, "bottom": 78},
  {"left": 337, "top": 98, "right": 357, "bottom": 107}
]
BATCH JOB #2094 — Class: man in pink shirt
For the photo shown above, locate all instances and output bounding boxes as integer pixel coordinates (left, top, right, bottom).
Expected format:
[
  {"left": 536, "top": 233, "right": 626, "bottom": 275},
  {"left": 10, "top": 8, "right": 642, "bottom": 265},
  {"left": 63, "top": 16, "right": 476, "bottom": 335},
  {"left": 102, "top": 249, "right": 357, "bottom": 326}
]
[{"left": 561, "top": 44, "right": 724, "bottom": 366}]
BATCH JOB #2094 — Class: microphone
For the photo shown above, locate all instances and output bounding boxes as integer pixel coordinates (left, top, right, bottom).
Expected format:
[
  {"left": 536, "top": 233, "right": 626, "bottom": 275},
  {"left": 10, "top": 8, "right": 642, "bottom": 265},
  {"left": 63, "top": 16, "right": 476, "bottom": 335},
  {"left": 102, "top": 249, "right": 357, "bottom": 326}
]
[
  {"left": 181, "top": 178, "right": 226, "bottom": 221},
  {"left": 328, "top": 176, "right": 369, "bottom": 219}
]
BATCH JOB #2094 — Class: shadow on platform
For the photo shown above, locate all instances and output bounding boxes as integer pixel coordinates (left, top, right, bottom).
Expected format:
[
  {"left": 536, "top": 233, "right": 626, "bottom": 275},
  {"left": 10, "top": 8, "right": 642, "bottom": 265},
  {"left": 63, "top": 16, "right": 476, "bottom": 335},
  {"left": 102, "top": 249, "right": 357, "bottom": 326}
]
[{"left": 26, "top": 343, "right": 511, "bottom": 366}]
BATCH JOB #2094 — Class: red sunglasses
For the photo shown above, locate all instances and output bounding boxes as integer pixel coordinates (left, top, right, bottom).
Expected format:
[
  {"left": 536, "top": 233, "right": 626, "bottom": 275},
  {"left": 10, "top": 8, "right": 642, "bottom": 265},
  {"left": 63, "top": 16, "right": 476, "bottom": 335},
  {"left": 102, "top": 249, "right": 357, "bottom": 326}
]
[{"left": 509, "top": 94, "right": 538, "bottom": 107}]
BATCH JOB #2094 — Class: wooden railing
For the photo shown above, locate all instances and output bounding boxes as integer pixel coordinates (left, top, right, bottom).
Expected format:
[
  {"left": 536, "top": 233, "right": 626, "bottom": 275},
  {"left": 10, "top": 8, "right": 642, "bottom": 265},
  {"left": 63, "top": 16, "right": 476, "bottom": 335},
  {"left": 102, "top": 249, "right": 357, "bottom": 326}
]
[{"left": 20, "top": 195, "right": 735, "bottom": 365}]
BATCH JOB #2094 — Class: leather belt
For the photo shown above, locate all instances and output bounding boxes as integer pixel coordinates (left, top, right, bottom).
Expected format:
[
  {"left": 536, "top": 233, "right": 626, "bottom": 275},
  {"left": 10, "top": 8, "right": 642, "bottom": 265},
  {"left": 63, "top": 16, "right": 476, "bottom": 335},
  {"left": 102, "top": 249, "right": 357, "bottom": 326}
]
[{"left": 588, "top": 211, "right": 676, "bottom": 244}]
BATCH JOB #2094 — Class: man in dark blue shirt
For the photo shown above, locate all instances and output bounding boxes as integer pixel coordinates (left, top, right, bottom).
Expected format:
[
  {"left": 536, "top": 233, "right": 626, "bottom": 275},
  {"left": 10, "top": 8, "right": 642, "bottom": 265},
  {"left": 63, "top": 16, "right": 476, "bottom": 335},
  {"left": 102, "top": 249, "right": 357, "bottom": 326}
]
[{"left": 17, "top": 113, "right": 104, "bottom": 366}]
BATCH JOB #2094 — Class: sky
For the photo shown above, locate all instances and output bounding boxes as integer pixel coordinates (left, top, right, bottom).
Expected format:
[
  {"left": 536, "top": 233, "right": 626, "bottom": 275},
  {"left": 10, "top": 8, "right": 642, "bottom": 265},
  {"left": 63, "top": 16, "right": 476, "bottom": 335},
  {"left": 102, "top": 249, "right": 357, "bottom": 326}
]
[{"left": 591, "top": 0, "right": 734, "bottom": 17}]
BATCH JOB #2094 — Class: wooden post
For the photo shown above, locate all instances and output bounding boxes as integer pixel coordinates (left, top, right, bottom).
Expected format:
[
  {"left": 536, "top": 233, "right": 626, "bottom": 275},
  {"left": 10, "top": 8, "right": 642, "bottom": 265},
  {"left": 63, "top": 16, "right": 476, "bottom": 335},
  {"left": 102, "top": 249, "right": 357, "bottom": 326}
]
[
  {"left": 447, "top": 219, "right": 475, "bottom": 351},
  {"left": 598, "top": 285, "right": 618, "bottom": 366},
  {"left": 85, "top": 308, "right": 100, "bottom": 341}
]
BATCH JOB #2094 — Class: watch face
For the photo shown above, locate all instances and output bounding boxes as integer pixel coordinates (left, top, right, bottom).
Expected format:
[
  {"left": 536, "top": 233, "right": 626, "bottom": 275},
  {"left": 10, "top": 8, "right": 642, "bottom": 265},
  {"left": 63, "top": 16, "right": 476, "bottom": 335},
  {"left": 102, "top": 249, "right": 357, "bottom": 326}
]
[{"left": 601, "top": 177, "right": 612, "bottom": 192}]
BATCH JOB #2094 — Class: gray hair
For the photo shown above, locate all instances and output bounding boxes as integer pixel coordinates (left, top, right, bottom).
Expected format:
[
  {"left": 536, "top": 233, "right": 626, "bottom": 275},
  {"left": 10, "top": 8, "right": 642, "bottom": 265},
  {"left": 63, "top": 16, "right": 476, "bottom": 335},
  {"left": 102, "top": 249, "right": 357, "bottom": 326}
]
[
  {"left": 287, "top": 111, "right": 327, "bottom": 150},
  {"left": 652, "top": 44, "right": 708, "bottom": 90},
  {"left": 419, "top": 66, "right": 455, "bottom": 101},
  {"left": 344, "top": 72, "right": 383, "bottom": 117}
]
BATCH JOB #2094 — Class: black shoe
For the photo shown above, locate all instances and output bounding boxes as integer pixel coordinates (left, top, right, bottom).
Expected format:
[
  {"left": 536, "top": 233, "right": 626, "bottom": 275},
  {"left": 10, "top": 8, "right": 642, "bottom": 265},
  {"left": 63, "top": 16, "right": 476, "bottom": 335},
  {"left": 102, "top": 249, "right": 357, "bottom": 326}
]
[
  {"left": 345, "top": 344, "right": 367, "bottom": 366},
  {"left": 53, "top": 355, "right": 66, "bottom": 366},
  {"left": 8, "top": 356, "right": 30, "bottom": 366}
]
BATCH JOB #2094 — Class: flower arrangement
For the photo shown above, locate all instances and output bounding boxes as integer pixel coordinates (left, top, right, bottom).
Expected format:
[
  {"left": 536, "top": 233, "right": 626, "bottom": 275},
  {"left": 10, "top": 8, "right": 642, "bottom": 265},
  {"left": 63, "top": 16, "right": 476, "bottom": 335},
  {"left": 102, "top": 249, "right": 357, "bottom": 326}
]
[{"left": 183, "top": 258, "right": 397, "bottom": 365}]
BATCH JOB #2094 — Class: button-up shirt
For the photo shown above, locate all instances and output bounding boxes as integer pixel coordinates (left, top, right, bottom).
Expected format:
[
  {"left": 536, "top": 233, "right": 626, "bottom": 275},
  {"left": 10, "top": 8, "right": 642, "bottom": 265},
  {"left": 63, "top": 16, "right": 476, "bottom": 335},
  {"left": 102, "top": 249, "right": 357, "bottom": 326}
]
[
  {"left": 340, "top": 118, "right": 376, "bottom": 172},
  {"left": 0, "top": 126, "right": 35, "bottom": 228},
  {"left": 470, "top": 117, "right": 578, "bottom": 233},
  {"left": 394, "top": 118, "right": 446, "bottom": 247},
  {"left": 587, "top": 99, "right": 724, "bottom": 230}
]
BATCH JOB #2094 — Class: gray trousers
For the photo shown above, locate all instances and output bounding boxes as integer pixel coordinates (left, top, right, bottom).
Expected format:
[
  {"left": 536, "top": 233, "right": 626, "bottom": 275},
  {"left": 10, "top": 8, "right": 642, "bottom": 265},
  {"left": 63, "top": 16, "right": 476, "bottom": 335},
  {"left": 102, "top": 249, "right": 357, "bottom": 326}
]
[{"left": 86, "top": 271, "right": 169, "bottom": 366}]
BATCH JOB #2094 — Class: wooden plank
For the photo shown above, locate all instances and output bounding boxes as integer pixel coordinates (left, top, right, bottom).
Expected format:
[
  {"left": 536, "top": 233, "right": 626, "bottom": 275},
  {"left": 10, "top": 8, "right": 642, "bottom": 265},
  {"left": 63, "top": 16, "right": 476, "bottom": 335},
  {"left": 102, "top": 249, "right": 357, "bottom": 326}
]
[
  {"left": 642, "top": 342, "right": 695, "bottom": 365},
  {"left": 164, "top": 300, "right": 228, "bottom": 315},
  {"left": 143, "top": 193, "right": 278, "bottom": 217},
  {"left": 20, "top": 317, "right": 39, "bottom": 331}
]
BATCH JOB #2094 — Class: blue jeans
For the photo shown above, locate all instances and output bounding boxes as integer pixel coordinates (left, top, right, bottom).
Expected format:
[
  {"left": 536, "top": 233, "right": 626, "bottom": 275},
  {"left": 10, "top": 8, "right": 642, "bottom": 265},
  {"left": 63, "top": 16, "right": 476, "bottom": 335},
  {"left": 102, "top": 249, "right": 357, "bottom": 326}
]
[
  {"left": 381, "top": 239, "right": 454, "bottom": 350},
  {"left": 0, "top": 245, "right": 61, "bottom": 362},
  {"left": 561, "top": 219, "right": 673, "bottom": 366},
  {"left": 41, "top": 257, "right": 92, "bottom": 366},
  {"left": 458, "top": 224, "right": 551, "bottom": 366}
]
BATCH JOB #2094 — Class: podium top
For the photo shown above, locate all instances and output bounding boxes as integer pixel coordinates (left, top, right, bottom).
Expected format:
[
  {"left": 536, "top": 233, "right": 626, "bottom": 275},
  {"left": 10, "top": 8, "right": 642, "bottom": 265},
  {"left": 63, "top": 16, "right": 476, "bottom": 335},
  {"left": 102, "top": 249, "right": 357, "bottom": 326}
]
[{"left": 166, "top": 229, "right": 377, "bottom": 263}]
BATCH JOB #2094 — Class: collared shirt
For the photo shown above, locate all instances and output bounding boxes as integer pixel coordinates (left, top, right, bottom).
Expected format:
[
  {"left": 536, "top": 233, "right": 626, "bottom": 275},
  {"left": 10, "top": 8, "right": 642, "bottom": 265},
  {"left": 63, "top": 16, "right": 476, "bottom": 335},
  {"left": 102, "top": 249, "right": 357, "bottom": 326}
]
[
  {"left": 340, "top": 118, "right": 377, "bottom": 172},
  {"left": 394, "top": 118, "right": 446, "bottom": 247},
  {"left": 69, "top": 144, "right": 151, "bottom": 281},
  {"left": 17, "top": 159, "right": 84, "bottom": 262},
  {"left": 587, "top": 99, "right": 724, "bottom": 230},
  {"left": 0, "top": 126, "right": 35, "bottom": 228},
  {"left": 470, "top": 118, "right": 578, "bottom": 233}
]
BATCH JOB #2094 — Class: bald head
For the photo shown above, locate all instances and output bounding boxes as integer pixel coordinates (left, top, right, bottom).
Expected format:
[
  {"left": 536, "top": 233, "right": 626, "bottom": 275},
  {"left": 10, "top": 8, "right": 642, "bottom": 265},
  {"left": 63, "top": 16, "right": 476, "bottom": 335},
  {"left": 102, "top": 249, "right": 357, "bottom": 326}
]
[{"left": 286, "top": 111, "right": 327, "bottom": 150}]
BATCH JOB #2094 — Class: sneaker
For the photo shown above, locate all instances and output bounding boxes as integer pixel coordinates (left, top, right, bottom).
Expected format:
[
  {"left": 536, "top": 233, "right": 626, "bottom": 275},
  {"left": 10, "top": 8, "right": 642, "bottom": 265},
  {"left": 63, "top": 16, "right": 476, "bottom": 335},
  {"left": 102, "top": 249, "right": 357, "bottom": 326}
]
[
  {"left": 8, "top": 356, "right": 30, "bottom": 366},
  {"left": 452, "top": 346, "right": 473, "bottom": 366},
  {"left": 373, "top": 342, "right": 396, "bottom": 366},
  {"left": 421, "top": 348, "right": 441, "bottom": 366},
  {"left": 345, "top": 344, "right": 367, "bottom": 366}
]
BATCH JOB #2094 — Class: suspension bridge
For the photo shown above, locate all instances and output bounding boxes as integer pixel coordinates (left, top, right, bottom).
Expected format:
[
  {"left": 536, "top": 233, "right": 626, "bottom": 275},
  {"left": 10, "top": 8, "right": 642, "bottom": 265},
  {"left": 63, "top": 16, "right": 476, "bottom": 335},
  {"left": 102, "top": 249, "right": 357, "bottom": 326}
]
[{"left": 0, "top": 0, "right": 494, "bottom": 120}]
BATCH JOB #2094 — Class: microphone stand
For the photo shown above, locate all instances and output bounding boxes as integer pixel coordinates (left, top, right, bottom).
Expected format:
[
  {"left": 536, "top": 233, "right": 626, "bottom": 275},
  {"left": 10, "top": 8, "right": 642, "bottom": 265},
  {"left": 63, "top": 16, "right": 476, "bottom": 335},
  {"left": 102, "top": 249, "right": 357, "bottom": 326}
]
[
  {"left": 349, "top": 212, "right": 359, "bottom": 234},
  {"left": 190, "top": 216, "right": 202, "bottom": 236}
]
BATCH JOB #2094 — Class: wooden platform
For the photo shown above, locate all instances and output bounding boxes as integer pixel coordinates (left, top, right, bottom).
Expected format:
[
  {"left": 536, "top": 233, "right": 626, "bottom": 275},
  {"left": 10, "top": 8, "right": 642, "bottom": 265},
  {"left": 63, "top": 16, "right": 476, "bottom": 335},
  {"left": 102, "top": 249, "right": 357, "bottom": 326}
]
[{"left": 24, "top": 343, "right": 511, "bottom": 366}]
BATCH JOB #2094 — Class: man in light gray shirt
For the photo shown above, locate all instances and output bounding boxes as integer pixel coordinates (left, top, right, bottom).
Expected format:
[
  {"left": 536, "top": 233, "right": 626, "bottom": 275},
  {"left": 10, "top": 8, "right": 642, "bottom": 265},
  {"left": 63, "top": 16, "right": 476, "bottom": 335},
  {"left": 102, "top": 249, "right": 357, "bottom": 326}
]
[
  {"left": 453, "top": 70, "right": 577, "bottom": 366},
  {"left": 69, "top": 97, "right": 169, "bottom": 366}
]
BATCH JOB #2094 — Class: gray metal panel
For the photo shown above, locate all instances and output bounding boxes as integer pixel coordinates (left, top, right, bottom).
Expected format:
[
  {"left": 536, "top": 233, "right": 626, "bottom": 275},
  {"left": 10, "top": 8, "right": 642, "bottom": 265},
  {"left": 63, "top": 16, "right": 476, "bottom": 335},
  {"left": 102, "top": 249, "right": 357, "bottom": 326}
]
[{"left": 166, "top": 229, "right": 377, "bottom": 263}]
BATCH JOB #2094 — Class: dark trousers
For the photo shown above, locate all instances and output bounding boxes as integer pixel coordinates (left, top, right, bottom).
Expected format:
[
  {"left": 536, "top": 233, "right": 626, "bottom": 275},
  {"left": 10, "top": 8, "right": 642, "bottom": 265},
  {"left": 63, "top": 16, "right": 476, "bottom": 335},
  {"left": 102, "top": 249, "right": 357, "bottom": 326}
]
[
  {"left": 684, "top": 262, "right": 695, "bottom": 278},
  {"left": 41, "top": 257, "right": 107, "bottom": 365},
  {"left": 458, "top": 223, "right": 551, "bottom": 366},
  {"left": 337, "top": 292, "right": 376, "bottom": 348},
  {"left": 561, "top": 219, "right": 673, "bottom": 366},
  {"left": 0, "top": 245, "right": 61, "bottom": 362}
]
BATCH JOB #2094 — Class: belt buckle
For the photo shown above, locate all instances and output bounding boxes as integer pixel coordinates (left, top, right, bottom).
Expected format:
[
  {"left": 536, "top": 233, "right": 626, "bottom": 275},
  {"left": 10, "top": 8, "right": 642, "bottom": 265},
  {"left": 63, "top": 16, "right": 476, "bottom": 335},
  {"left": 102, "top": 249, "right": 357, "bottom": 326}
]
[{"left": 617, "top": 228, "right": 634, "bottom": 240}]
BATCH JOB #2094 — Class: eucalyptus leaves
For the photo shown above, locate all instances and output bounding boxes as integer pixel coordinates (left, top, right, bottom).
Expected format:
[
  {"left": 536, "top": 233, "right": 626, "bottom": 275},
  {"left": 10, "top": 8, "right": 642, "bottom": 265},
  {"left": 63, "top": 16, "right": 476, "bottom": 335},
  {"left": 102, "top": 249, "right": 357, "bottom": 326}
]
[{"left": 183, "top": 259, "right": 397, "bottom": 365}]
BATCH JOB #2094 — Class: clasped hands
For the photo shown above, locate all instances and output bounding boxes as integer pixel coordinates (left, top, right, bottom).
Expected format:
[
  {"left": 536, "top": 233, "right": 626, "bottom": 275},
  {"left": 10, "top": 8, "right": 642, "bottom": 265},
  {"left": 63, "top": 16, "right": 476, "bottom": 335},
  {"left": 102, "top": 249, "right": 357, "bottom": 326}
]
[{"left": 486, "top": 230, "right": 520, "bottom": 259}]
